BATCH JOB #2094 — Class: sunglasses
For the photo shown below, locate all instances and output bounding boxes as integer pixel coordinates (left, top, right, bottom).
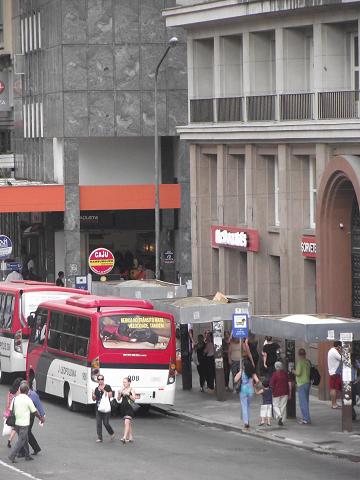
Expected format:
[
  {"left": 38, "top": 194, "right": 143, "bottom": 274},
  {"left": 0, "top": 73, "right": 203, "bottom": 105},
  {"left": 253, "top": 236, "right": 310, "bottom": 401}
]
[{"left": 97, "top": 377, "right": 104, "bottom": 381}]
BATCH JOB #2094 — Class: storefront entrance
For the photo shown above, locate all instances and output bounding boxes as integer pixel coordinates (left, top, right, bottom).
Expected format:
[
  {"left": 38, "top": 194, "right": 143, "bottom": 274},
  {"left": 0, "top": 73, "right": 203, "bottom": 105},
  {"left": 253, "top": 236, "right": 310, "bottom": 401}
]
[{"left": 352, "top": 199, "right": 360, "bottom": 317}]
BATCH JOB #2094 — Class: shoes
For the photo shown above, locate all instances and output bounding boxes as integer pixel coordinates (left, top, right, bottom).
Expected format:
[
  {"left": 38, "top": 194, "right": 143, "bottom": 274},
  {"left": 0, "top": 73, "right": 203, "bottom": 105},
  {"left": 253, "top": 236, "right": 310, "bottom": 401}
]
[
  {"left": 267, "top": 423, "right": 272, "bottom": 427},
  {"left": 17, "top": 453, "right": 25, "bottom": 458},
  {"left": 244, "top": 424, "right": 250, "bottom": 429},
  {"left": 207, "top": 389, "right": 215, "bottom": 394},
  {"left": 110, "top": 434, "right": 115, "bottom": 441},
  {"left": 96, "top": 438, "right": 103, "bottom": 443},
  {"left": 120, "top": 438, "right": 126, "bottom": 444},
  {"left": 278, "top": 418, "right": 284, "bottom": 426},
  {"left": 25, "top": 456, "right": 34, "bottom": 461},
  {"left": 298, "top": 419, "right": 310, "bottom": 425},
  {"left": 32, "top": 448, "right": 41, "bottom": 455},
  {"left": 8, "top": 456, "right": 16, "bottom": 464},
  {"left": 7, "top": 440, "right": 11, "bottom": 448},
  {"left": 200, "top": 387, "right": 204, "bottom": 392},
  {"left": 331, "top": 404, "right": 342, "bottom": 409}
]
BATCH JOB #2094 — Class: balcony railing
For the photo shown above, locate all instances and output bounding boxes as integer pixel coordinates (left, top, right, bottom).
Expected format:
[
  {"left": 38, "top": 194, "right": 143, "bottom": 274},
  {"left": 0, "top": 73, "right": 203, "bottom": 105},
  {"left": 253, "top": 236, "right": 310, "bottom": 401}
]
[{"left": 190, "top": 91, "right": 360, "bottom": 123}]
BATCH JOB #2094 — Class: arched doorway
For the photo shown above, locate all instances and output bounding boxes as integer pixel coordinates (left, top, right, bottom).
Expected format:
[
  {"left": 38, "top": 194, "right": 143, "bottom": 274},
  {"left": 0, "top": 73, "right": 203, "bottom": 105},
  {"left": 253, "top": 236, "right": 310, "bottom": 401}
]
[{"left": 317, "top": 156, "right": 360, "bottom": 317}]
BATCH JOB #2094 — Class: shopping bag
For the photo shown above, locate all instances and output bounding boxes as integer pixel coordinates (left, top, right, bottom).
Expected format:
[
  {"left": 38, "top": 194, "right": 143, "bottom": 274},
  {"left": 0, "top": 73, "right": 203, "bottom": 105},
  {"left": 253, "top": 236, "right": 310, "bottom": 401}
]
[
  {"left": 98, "top": 392, "right": 111, "bottom": 413},
  {"left": 2, "top": 418, "right": 12, "bottom": 436}
]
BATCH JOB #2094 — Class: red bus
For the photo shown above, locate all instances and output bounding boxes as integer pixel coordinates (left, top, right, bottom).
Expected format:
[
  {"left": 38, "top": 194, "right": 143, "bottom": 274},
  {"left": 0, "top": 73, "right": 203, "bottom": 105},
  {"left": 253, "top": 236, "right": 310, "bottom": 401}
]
[
  {"left": 0, "top": 281, "right": 89, "bottom": 383},
  {"left": 26, "top": 295, "right": 176, "bottom": 410}
]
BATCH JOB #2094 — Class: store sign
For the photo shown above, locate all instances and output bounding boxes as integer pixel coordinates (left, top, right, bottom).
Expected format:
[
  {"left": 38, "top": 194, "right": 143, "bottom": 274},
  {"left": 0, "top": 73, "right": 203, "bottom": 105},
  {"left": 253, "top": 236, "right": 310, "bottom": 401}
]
[
  {"left": 232, "top": 313, "right": 249, "bottom": 339},
  {"left": 162, "top": 250, "right": 175, "bottom": 264},
  {"left": 0, "top": 235, "right": 12, "bottom": 259},
  {"left": 211, "top": 225, "right": 260, "bottom": 252},
  {"left": 301, "top": 236, "right": 316, "bottom": 258},
  {"left": 0, "top": 72, "right": 10, "bottom": 111},
  {"left": 88, "top": 248, "right": 115, "bottom": 275}
]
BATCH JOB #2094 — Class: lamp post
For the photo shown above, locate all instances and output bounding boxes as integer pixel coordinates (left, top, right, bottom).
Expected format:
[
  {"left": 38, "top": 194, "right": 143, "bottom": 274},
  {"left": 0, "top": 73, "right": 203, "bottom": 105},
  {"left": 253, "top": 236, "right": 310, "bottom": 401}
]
[{"left": 154, "top": 37, "right": 178, "bottom": 280}]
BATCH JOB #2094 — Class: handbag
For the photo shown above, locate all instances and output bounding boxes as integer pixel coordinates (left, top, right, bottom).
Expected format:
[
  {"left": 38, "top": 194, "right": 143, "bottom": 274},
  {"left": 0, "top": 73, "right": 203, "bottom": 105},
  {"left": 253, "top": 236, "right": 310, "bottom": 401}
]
[
  {"left": 97, "top": 391, "right": 111, "bottom": 413},
  {"left": 2, "top": 418, "right": 12, "bottom": 436},
  {"left": 6, "top": 399, "right": 16, "bottom": 427}
]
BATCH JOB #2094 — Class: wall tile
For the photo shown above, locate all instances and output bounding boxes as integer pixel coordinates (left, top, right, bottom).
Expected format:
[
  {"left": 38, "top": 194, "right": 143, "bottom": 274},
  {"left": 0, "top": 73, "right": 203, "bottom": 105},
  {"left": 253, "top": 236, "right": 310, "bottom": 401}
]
[
  {"left": 88, "top": 0, "right": 113, "bottom": 44},
  {"left": 88, "top": 45, "right": 114, "bottom": 90},
  {"left": 89, "top": 91, "right": 115, "bottom": 136},
  {"left": 64, "top": 92, "right": 88, "bottom": 137},
  {"left": 114, "top": 44, "right": 140, "bottom": 90},
  {"left": 115, "top": 91, "right": 141, "bottom": 135},
  {"left": 114, "top": 0, "right": 139, "bottom": 43}
]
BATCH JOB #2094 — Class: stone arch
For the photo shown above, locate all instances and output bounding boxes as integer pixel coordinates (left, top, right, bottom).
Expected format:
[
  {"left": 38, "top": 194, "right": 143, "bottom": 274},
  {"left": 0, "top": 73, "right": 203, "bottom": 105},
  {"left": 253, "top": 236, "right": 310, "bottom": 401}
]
[{"left": 317, "top": 155, "right": 360, "bottom": 317}]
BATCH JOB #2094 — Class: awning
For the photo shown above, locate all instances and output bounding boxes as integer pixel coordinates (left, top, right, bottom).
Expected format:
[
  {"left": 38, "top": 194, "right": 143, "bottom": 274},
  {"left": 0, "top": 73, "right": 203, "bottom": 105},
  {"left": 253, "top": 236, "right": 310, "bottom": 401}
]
[
  {"left": 92, "top": 280, "right": 187, "bottom": 300},
  {"left": 151, "top": 296, "right": 249, "bottom": 324},
  {"left": 0, "top": 181, "right": 181, "bottom": 213},
  {"left": 249, "top": 314, "right": 360, "bottom": 342}
]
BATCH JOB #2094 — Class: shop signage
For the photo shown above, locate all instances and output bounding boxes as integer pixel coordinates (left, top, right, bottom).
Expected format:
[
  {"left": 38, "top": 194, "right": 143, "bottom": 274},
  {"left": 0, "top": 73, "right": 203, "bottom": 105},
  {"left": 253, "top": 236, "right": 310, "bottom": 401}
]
[
  {"left": 88, "top": 248, "right": 115, "bottom": 275},
  {"left": 162, "top": 250, "right": 175, "bottom": 264},
  {"left": 0, "top": 235, "right": 12, "bottom": 259},
  {"left": 75, "top": 275, "right": 88, "bottom": 291},
  {"left": 0, "top": 72, "right": 10, "bottom": 111},
  {"left": 232, "top": 313, "right": 249, "bottom": 339},
  {"left": 7, "top": 262, "right": 22, "bottom": 272},
  {"left": 211, "top": 225, "right": 260, "bottom": 252},
  {"left": 301, "top": 236, "right": 316, "bottom": 258}
]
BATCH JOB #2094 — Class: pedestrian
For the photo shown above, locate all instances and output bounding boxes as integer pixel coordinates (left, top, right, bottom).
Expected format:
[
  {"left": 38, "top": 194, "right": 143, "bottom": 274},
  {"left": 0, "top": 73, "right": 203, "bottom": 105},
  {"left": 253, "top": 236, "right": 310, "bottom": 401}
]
[
  {"left": 222, "top": 330, "right": 231, "bottom": 391},
  {"left": 256, "top": 378, "right": 272, "bottom": 427},
  {"left": 194, "top": 334, "right": 207, "bottom": 392},
  {"left": 235, "top": 356, "right": 260, "bottom": 429},
  {"left": 228, "top": 337, "right": 242, "bottom": 391},
  {"left": 262, "top": 336, "right": 280, "bottom": 378},
  {"left": 327, "top": 341, "right": 342, "bottom": 409},
  {"left": 294, "top": 348, "right": 311, "bottom": 425},
  {"left": 270, "top": 361, "right": 292, "bottom": 426},
  {"left": 3, "top": 377, "right": 23, "bottom": 449},
  {"left": 92, "top": 374, "right": 115, "bottom": 443},
  {"left": 247, "top": 332, "right": 259, "bottom": 370},
  {"left": 55, "top": 271, "right": 65, "bottom": 287},
  {"left": 117, "top": 377, "right": 136, "bottom": 444},
  {"left": 8, "top": 382, "right": 45, "bottom": 463},
  {"left": 204, "top": 331, "right": 215, "bottom": 393},
  {"left": 18, "top": 379, "right": 45, "bottom": 456}
]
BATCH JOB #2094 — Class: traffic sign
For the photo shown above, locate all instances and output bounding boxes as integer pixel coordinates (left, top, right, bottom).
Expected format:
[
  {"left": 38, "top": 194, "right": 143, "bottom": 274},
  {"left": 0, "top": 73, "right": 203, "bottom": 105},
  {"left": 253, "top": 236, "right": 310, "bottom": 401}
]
[
  {"left": 232, "top": 313, "right": 249, "bottom": 339},
  {"left": 75, "top": 275, "right": 88, "bottom": 290},
  {"left": 88, "top": 248, "right": 115, "bottom": 275},
  {"left": 162, "top": 250, "right": 175, "bottom": 264},
  {"left": 7, "top": 262, "right": 22, "bottom": 272},
  {"left": 0, "top": 235, "right": 12, "bottom": 259}
]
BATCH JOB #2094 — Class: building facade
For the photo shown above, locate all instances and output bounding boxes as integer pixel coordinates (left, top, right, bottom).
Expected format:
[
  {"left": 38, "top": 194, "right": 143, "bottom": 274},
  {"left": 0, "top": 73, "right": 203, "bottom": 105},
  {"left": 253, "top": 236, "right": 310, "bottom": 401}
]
[
  {"left": 165, "top": 0, "right": 360, "bottom": 322},
  {"left": 6, "top": 0, "right": 191, "bottom": 284}
]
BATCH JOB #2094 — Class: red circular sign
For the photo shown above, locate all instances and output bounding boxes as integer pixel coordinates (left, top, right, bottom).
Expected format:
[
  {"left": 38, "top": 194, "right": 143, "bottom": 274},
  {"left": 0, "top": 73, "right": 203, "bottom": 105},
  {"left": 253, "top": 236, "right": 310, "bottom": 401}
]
[
  {"left": 88, "top": 248, "right": 115, "bottom": 275},
  {"left": 0, "top": 81, "right": 5, "bottom": 94}
]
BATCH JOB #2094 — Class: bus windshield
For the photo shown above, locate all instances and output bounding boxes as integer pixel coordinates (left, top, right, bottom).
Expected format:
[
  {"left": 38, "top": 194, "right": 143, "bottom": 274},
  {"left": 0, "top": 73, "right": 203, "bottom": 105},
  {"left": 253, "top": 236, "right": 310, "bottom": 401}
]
[
  {"left": 21, "top": 291, "right": 77, "bottom": 326},
  {"left": 99, "top": 314, "right": 171, "bottom": 350}
]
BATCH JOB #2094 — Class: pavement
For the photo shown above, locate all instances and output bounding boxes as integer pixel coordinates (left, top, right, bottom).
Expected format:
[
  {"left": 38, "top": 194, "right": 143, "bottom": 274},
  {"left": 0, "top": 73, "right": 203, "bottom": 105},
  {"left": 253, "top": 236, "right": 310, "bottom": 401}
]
[{"left": 153, "top": 367, "right": 360, "bottom": 462}]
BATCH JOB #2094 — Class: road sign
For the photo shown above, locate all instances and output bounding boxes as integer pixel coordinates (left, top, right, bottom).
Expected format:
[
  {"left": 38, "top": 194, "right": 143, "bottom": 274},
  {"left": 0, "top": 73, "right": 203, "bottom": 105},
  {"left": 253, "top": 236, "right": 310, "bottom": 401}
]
[
  {"left": 232, "top": 312, "right": 249, "bottom": 338},
  {"left": 162, "top": 250, "right": 175, "bottom": 264},
  {"left": 75, "top": 275, "right": 88, "bottom": 290},
  {"left": 7, "top": 262, "right": 22, "bottom": 272},
  {"left": 0, "top": 235, "right": 12, "bottom": 259},
  {"left": 88, "top": 248, "right": 115, "bottom": 275}
]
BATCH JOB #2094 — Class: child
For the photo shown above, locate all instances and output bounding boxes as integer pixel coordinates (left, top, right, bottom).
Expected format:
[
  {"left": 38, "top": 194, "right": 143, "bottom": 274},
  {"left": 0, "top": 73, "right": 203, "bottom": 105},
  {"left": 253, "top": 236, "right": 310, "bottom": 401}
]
[{"left": 256, "top": 379, "right": 272, "bottom": 426}]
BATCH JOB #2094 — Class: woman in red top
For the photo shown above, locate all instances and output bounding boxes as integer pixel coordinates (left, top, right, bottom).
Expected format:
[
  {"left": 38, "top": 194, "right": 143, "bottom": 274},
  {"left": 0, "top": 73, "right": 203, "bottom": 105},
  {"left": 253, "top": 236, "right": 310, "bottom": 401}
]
[{"left": 270, "top": 361, "right": 292, "bottom": 426}]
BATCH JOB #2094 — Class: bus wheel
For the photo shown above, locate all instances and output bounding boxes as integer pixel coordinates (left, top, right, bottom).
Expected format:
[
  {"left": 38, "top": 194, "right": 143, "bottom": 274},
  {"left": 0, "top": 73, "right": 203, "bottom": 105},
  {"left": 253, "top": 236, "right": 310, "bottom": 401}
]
[{"left": 64, "top": 384, "right": 77, "bottom": 412}]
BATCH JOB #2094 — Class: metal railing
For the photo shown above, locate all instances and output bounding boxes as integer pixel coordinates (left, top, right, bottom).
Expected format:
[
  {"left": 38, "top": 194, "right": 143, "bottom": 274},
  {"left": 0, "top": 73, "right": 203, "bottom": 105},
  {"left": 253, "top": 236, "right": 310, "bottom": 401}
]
[{"left": 190, "top": 91, "right": 360, "bottom": 123}]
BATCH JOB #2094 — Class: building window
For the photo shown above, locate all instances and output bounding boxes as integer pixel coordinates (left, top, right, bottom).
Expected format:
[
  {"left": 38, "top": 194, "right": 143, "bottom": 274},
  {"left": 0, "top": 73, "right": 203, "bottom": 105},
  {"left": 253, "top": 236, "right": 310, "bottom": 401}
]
[
  {"left": 274, "top": 157, "right": 280, "bottom": 227},
  {"left": 193, "top": 38, "right": 214, "bottom": 98},
  {"left": 309, "top": 156, "right": 316, "bottom": 229}
]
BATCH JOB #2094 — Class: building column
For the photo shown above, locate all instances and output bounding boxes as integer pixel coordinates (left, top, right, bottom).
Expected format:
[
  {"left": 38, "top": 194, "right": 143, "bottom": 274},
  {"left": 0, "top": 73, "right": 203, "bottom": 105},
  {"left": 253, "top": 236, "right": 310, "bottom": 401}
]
[
  {"left": 190, "top": 143, "right": 199, "bottom": 296},
  {"left": 217, "top": 144, "right": 226, "bottom": 292},
  {"left": 313, "top": 23, "right": 324, "bottom": 119},
  {"left": 245, "top": 144, "right": 256, "bottom": 310},
  {"left": 63, "top": 138, "right": 80, "bottom": 287},
  {"left": 278, "top": 144, "right": 290, "bottom": 313}
]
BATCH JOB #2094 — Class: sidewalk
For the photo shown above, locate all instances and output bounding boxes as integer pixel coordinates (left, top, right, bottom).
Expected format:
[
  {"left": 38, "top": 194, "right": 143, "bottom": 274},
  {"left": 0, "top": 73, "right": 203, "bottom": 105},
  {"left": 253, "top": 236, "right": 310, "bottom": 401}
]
[{"left": 154, "top": 369, "right": 360, "bottom": 462}]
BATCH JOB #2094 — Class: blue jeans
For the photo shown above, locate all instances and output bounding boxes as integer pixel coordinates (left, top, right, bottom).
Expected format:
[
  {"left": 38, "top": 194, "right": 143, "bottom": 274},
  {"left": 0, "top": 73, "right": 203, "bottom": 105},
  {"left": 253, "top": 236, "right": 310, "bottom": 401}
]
[
  {"left": 298, "top": 383, "right": 311, "bottom": 422},
  {"left": 240, "top": 391, "right": 253, "bottom": 425}
]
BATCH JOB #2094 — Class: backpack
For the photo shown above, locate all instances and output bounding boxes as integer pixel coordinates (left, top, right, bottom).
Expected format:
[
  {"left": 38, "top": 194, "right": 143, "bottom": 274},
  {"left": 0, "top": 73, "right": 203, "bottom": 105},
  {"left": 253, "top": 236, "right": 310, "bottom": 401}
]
[{"left": 310, "top": 365, "right": 321, "bottom": 386}]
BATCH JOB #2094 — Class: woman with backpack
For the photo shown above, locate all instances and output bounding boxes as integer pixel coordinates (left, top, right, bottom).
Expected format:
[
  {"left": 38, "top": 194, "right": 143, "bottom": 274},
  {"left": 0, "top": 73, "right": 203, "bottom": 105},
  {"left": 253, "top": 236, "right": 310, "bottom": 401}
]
[{"left": 294, "top": 348, "right": 311, "bottom": 425}]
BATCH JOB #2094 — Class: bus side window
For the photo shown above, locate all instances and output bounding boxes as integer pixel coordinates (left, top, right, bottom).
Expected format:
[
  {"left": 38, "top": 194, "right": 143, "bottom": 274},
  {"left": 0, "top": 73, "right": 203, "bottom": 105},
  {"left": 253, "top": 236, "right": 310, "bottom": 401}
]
[
  {"left": 75, "top": 317, "right": 91, "bottom": 357},
  {"left": 0, "top": 293, "right": 5, "bottom": 328},
  {"left": 3, "top": 295, "right": 15, "bottom": 330},
  {"left": 33, "top": 309, "right": 48, "bottom": 345},
  {"left": 47, "top": 311, "right": 62, "bottom": 350}
]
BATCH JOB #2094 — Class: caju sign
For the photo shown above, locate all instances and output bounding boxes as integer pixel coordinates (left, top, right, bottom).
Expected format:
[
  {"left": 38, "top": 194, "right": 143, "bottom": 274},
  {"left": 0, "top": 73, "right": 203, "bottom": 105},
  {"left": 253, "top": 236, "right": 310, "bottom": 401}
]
[
  {"left": 88, "top": 248, "right": 115, "bottom": 275},
  {"left": 301, "top": 236, "right": 316, "bottom": 258},
  {"left": 211, "top": 225, "right": 260, "bottom": 252}
]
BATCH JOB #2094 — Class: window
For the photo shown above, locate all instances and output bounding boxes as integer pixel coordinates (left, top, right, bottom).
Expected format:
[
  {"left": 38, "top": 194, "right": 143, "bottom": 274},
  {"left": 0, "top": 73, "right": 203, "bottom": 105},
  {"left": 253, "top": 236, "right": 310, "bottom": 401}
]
[
  {"left": 30, "top": 308, "right": 48, "bottom": 345},
  {"left": 47, "top": 311, "right": 90, "bottom": 357},
  {"left": 0, "top": 295, "right": 15, "bottom": 330},
  {"left": 100, "top": 315, "right": 171, "bottom": 350},
  {"left": 351, "top": 33, "right": 359, "bottom": 100},
  {"left": 274, "top": 157, "right": 280, "bottom": 226},
  {"left": 309, "top": 157, "right": 317, "bottom": 228},
  {"left": 193, "top": 38, "right": 214, "bottom": 98}
]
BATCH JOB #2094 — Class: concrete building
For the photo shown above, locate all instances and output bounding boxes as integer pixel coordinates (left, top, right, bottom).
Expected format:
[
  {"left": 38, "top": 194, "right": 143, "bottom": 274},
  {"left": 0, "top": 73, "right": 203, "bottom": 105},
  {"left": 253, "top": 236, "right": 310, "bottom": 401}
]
[
  {"left": 165, "top": 0, "right": 360, "bottom": 323},
  {"left": 4, "top": 0, "right": 191, "bottom": 284}
]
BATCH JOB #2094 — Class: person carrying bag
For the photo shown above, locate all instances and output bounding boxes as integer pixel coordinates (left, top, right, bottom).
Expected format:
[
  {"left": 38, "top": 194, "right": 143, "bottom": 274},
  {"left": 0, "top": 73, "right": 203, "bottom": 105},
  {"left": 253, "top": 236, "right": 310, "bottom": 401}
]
[{"left": 92, "top": 374, "right": 115, "bottom": 443}]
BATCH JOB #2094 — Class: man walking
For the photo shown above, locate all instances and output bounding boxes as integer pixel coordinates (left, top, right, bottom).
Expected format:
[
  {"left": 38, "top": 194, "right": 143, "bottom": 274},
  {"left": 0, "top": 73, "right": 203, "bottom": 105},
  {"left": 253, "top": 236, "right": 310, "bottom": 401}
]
[
  {"left": 18, "top": 380, "right": 45, "bottom": 456},
  {"left": 328, "top": 341, "right": 342, "bottom": 409},
  {"left": 8, "top": 382, "right": 45, "bottom": 463}
]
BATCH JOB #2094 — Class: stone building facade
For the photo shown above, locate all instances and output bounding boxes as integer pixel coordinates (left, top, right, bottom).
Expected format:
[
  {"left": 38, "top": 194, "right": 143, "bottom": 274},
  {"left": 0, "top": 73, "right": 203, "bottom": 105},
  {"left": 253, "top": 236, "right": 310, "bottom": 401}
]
[{"left": 7, "top": 0, "right": 191, "bottom": 284}]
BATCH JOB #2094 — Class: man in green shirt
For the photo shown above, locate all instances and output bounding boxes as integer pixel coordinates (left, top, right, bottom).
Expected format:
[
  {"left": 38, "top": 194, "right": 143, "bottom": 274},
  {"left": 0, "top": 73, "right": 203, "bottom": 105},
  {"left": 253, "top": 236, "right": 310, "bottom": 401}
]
[
  {"left": 8, "top": 383, "right": 44, "bottom": 463},
  {"left": 294, "top": 348, "right": 311, "bottom": 424}
]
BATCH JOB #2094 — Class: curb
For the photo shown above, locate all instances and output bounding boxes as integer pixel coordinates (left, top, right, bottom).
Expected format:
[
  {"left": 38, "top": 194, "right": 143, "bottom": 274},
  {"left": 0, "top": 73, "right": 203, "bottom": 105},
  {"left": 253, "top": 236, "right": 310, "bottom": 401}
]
[{"left": 151, "top": 406, "right": 360, "bottom": 463}]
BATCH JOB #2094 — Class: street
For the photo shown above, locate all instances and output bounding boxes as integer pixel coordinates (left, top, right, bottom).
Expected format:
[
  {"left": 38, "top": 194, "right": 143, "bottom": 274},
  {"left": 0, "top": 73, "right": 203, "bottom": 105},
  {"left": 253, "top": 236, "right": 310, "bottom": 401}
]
[{"left": 0, "top": 384, "right": 359, "bottom": 480}]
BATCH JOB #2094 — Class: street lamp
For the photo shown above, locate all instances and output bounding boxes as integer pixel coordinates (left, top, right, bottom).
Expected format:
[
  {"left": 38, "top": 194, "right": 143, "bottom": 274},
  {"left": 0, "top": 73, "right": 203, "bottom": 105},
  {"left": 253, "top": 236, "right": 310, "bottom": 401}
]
[{"left": 154, "top": 36, "right": 178, "bottom": 280}]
